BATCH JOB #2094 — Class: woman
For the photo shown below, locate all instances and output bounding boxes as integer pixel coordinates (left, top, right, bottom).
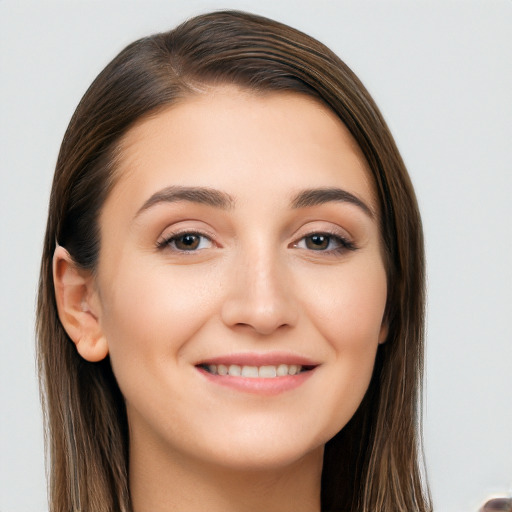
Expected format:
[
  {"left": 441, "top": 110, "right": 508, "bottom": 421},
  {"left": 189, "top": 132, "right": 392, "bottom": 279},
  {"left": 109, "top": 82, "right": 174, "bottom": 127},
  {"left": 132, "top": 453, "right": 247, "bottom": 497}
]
[{"left": 37, "top": 10, "right": 431, "bottom": 512}]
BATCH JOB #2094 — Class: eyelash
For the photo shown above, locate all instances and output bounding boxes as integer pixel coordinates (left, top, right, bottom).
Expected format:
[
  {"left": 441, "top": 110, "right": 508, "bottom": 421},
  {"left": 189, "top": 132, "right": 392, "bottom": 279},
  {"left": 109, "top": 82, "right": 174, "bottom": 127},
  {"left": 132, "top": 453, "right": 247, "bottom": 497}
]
[
  {"left": 157, "top": 230, "right": 356, "bottom": 255},
  {"left": 292, "top": 231, "right": 357, "bottom": 254},
  {"left": 156, "top": 231, "right": 214, "bottom": 252}
]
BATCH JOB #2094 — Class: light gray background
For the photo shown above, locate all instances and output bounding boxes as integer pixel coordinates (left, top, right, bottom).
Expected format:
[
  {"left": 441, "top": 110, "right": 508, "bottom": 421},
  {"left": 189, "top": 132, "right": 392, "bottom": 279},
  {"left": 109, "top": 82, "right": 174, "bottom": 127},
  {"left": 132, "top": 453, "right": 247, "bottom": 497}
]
[{"left": 1, "top": 1, "right": 510, "bottom": 511}]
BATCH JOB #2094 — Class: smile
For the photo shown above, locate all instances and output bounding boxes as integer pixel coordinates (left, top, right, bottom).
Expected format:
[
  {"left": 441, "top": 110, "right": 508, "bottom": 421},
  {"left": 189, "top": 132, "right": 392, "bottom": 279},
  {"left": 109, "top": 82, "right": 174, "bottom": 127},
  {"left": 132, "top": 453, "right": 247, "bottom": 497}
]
[
  {"left": 195, "top": 354, "right": 318, "bottom": 395},
  {"left": 200, "top": 363, "right": 308, "bottom": 378}
]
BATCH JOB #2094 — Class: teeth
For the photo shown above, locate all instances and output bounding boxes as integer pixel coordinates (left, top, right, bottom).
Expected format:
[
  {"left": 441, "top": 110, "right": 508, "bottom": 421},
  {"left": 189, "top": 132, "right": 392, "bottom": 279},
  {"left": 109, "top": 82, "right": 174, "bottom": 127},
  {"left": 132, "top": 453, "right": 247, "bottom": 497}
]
[
  {"left": 204, "top": 363, "right": 304, "bottom": 378},
  {"left": 241, "top": 365, "right": 258, "bottom": 377},
  {"left": 228, "top": 364, "right": 241, "bottom": 376},
  {"left": 259, "top": 365, "right": 277, "bottom": 378},
  {"left": 277, "top": 364, "right": 289, "bottom": 376},
  {"left": 288, "top": 364, "right": 299, "bottom": 375}
]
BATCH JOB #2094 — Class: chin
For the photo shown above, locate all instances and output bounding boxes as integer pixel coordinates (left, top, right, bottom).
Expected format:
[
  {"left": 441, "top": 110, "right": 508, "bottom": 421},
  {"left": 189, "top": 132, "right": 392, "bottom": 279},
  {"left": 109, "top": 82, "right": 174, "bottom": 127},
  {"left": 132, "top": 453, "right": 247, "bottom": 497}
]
[
  {"left": 205, "top": 442, "right": 324, "bottom": 473},
  {"left": 191, "top": 423, "right": 328, "bottom": 473}
]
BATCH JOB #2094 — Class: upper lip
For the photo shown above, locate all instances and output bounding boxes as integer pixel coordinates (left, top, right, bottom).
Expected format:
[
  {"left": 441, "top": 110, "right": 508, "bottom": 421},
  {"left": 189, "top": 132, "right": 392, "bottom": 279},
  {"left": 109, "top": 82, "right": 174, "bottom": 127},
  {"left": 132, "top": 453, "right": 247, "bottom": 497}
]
[{"left": 195, "top": 352, "right": 320, "bottom": 367}]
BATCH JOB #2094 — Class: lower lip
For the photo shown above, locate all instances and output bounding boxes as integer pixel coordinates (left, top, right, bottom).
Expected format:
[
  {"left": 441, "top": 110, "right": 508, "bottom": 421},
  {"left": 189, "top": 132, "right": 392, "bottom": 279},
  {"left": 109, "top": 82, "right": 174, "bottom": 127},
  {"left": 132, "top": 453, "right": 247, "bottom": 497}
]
[{"left": 196, "top": 367, "right": 315, "bottom": 396}]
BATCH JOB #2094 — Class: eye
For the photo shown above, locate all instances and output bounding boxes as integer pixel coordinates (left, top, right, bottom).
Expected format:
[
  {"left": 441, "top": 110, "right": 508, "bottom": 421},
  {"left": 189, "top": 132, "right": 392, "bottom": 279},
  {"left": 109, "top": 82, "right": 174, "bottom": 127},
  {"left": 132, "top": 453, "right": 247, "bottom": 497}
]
[
  {"left": 304, "top": 234, "right": 331, "bottom": 250},
  {"left": 158, "top": 232, "right": 213, "bottom": 252},
  {"left": 294, "top": 233, "right": 356, "bottom": 253}
]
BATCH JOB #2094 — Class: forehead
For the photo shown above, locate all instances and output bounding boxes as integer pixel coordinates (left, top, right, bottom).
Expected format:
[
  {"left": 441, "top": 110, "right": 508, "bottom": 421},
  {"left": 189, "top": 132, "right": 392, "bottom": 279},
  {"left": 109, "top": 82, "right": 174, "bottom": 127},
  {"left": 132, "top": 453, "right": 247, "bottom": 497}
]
[{"left": 108, "top": 87, "right": 377, "bottom": 213}]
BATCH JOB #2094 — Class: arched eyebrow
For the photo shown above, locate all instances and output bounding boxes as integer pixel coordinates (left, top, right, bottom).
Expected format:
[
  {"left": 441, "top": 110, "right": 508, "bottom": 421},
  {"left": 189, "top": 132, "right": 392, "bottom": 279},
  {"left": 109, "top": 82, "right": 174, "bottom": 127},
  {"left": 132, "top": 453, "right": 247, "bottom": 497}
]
[
  {"left": 290, "top": 187, "right": 375, "bottom": 218},
  {"left": 135, "top": 185, "right": 373, "bottom": 219},
  {"left": 135, "top": 186, "right": 235, "bottom": 217}
]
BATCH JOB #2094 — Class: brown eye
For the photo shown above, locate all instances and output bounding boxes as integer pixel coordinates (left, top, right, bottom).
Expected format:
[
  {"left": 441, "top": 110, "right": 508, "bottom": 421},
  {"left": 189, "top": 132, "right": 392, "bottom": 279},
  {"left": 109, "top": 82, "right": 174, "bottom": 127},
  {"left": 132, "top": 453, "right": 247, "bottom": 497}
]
[
  {"left": 305, "top": 234, "right": 330, "bottom": 250},
  {"left": 293, "top": 232, "right": 356, "bottom": 254},
  {"left": 174, "top": 234, "right": 201, "bottom": 250},
  {"left": 159, "top": 232, "right": 213, "bottom": 252}
]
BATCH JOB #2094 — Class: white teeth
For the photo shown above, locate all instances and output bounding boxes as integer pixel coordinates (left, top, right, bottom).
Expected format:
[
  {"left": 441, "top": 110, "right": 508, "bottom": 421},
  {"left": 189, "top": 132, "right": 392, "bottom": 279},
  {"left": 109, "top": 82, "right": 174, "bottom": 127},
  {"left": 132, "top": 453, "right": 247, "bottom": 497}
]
[
  {"left": 241, "top": 365, "right": 258, "bottom": 377},
  {"left": 228, "top": 364, "right": 241, "bottom": 376},
  {"left": 288, "top": 364, "right": 299, "bottom": 375},
  {"left": 276, "top": 364, "right": 289, "bottom": 376},
  {"left": 259, "top": 365, "right": 277, "bottom": 378},
  {"left": 204, "top": 363, "right": 304, "bottom": 378}
]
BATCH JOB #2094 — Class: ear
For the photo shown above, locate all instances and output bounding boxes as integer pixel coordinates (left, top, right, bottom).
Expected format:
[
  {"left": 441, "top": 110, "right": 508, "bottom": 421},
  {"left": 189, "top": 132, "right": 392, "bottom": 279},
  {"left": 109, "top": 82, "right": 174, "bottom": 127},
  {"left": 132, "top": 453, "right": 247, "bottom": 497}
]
[
  {"left": 378, "top": 320, "right": 389, "bottom": 344},
  {"left": 53, "top": 245, "right": 108, "bottom": 362}
]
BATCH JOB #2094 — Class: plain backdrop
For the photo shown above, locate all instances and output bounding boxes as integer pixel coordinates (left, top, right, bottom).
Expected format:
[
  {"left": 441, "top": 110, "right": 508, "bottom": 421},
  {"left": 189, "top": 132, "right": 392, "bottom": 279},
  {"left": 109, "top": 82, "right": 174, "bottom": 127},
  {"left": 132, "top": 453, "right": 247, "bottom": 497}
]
[{"left": 1, "top": 1, "right": 510, "bottom": 511}]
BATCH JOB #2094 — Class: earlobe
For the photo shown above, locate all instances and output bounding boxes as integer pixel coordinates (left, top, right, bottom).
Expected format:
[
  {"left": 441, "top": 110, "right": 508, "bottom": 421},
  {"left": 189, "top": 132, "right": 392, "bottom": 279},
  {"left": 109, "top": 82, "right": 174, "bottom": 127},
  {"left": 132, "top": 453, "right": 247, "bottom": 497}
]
[
  {"left": 53, "top": 245, "right": 109, "bottom": 362},
  {"left": 378, "top": 321, "right": 389, "bottom": 344}
]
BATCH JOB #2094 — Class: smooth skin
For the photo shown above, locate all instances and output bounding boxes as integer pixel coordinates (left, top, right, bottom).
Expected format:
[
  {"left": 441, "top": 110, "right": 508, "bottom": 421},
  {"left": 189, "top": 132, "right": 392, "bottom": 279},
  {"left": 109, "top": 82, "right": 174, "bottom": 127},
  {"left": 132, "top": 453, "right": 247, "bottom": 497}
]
[{"left": 54, "top": 87, "right": 388, "bottom": 512}]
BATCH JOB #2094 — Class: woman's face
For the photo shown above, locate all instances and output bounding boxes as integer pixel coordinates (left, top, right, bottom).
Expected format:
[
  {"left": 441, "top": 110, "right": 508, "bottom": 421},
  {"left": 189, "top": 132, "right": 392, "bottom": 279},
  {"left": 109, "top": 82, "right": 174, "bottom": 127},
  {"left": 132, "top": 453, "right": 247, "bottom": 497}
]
[{"left": 93, "top": 87, "right": 388, "bottom": 471}]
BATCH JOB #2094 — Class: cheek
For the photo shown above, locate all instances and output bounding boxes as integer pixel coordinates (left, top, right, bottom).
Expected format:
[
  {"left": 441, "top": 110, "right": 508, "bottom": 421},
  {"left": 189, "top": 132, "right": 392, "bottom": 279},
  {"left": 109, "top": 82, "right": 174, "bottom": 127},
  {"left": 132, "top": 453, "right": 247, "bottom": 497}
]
[
  {"left": 305, "top": 260, "right": 388, "bottom": 351},
  {"left": 98, "top": 262, "right": 220, "bottom": 380},
  {"left": 299, "top": 258, "right": 387, "bottom": 431}
]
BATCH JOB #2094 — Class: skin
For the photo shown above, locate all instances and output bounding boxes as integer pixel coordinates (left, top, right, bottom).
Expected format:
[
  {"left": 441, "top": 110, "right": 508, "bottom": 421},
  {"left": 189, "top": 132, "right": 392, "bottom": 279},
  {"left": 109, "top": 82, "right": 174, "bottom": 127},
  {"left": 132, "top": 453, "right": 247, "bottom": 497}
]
[{"left": 54, "top": 87, "right": 388, "bottom": 512}]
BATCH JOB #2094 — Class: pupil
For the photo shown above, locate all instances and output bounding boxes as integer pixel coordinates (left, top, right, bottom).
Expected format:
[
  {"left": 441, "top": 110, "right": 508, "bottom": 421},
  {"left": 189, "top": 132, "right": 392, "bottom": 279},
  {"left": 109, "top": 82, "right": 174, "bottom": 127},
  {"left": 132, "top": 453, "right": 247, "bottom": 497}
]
[{"left": 307, "top": 235, "right": 328, "bottom": 250}]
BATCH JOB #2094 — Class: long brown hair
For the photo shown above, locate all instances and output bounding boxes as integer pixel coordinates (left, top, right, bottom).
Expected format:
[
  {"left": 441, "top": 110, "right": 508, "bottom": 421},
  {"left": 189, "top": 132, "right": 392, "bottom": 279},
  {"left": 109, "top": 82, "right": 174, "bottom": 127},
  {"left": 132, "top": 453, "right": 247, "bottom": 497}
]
[{"left": 37, "top": 10, "right": 430, "bottom": 512}]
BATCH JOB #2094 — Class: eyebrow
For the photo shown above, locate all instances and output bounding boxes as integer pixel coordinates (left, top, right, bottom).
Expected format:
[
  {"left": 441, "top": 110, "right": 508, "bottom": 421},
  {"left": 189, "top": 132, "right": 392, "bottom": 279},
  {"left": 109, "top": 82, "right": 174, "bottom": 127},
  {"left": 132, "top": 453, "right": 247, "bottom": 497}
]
[
  {"left": 135, "top": 185, "right": 373, "bottom": 219},
  {"left": 135, "top": 186, "right": 235, "bottom": 217},
  {"left": 291, "top": 187, "right": 375, "bottom": 218}
]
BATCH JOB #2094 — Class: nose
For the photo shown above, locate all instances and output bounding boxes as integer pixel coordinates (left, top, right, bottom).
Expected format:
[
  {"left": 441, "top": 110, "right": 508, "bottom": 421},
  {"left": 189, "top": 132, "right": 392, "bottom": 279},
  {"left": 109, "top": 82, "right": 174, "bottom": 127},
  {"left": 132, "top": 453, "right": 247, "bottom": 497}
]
[{"left": 220, "top": 248, "right": 299, "bottom": 336}]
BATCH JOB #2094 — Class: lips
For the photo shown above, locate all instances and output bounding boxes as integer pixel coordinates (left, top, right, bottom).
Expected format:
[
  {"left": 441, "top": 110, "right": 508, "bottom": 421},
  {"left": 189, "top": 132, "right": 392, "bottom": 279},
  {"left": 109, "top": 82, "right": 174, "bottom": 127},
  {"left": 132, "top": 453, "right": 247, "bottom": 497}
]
[
  {"left": 195, "top": 352, "right": 319, "bottom": 395},
  {"left": 200, "top": 363, "right": 306, "bottom": 378}
]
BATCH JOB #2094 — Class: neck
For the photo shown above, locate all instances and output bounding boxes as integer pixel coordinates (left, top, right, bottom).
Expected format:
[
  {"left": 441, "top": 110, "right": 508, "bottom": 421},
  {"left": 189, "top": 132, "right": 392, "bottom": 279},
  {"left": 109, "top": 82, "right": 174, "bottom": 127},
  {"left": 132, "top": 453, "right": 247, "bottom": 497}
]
[{"left": 129, "top": 434, "right": 323, "bottom": 512}]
